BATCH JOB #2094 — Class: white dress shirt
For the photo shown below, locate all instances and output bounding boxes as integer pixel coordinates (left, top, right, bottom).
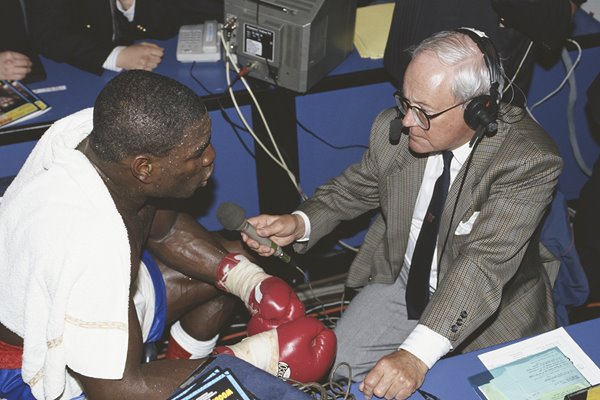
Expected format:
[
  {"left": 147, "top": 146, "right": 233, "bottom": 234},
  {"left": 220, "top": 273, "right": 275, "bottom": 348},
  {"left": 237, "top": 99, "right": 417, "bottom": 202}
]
[{"left": 103, "top": 0, "right": 136, "bottom": 71}]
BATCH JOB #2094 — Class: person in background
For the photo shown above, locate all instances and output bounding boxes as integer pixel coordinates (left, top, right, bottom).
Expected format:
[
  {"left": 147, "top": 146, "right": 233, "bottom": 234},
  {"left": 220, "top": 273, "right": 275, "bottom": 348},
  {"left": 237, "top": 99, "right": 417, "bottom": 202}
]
[
  {"left": 0, "top": 51, "right": 30, "bottom": 81},
  {"left": 243, "top": 29, "right": 563, "bottom": 399},
  {"left": 25, "top": 0, "right": 183, "bottom": 75},
  {"left": 0, "top": 0, "right": 44, "bottom": 82}
]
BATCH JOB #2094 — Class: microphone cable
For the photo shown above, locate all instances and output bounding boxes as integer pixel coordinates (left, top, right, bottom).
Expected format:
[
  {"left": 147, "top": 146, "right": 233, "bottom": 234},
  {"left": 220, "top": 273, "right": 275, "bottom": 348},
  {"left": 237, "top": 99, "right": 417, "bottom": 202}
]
[
  {"left": 436, "top": 133, "right": 483, "bottom": 270},
  {"left": 296, "top": 119, "right": 368, "bottom": 151},
  {"left": 288, "top": 362, "right": 357, "bottom": 399},
  {"left": 529, "top": 39, "right": 591, "bottom": 176}
]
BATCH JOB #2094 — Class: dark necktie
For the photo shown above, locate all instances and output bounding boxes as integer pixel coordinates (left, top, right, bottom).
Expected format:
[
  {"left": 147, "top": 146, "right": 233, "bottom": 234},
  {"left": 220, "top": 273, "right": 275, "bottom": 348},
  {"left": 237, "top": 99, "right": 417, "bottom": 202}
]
[{"left": 406, "top": 151, "right": 453, "bottom": 320}]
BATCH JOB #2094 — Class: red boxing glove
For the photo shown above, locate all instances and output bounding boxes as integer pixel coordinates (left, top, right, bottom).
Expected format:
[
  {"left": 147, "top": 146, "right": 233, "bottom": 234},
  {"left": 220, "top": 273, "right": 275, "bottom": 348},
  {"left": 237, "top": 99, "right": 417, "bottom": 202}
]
[
  {"left": 246, "top": 276, "right": 305, "bottom": 335},
  {"left": 276, "top": 316, "right": 337, "bottom": 382},
  {"left": 214, "top": 317, "right": 337, "bottom": 383},
  {"left": 216, "top": 253, "right": 305, "bottom": 335}
]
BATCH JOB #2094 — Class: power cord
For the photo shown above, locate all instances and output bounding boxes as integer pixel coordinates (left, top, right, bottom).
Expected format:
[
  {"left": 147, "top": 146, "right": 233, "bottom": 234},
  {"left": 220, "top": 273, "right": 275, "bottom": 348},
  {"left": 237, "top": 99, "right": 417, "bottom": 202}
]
[
  {"left": 289, "top": 362, "right": 356, "bottom": 399},
  {"left": 502, "top": 40, "right": 534, "bottom": 100},
  {"left": 527, "top": 39, "right": 591, "bottom": 177},
  {"left": 529, "top": 39, "right": 582, "bottom": 112},
  {"left": 220, "top": 29, "right": 306, "bottom": 199},
  {"left": 297, "top": 120, "right": 368, "bottom": 151}
]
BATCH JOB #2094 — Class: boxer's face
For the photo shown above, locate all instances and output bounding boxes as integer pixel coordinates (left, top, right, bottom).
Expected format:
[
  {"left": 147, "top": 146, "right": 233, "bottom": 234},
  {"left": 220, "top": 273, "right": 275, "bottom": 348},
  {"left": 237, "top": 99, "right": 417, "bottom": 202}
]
[
  {"left": 153, "top": 115, "right": 215, "bottom": 198},
  {"left": 402, "top": 51, "right": 473, "bottom": 154}
]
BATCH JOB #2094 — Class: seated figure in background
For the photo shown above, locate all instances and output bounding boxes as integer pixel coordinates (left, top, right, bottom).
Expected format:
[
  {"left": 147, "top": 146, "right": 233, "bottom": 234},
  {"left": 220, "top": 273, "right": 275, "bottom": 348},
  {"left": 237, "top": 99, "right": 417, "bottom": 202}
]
[
  {"left": 0, "top": 0, "right": 42, "bottom": 82},
  {"left": 25, "top": 0, "right": 182, "bottom": 74}
]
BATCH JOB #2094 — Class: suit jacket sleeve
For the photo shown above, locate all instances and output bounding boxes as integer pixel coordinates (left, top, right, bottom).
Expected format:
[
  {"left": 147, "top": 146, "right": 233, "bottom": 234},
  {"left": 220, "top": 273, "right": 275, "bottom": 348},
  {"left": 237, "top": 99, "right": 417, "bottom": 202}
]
[
  {"left": 294, "top": 108, "right": 399, "bottom": 253},
  {"left": 27, "top": 0, "right": 180, "bottom": 75},
  {"left": 27, "top": 0, "right": 115, "bottom": 74}
]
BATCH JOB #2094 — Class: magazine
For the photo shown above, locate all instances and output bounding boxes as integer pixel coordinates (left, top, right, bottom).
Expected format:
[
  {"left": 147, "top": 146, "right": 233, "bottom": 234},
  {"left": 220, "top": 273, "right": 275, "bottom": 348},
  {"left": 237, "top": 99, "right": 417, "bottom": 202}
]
[{"left": 0, "top": 80, "right": 51, "bottom": 129}]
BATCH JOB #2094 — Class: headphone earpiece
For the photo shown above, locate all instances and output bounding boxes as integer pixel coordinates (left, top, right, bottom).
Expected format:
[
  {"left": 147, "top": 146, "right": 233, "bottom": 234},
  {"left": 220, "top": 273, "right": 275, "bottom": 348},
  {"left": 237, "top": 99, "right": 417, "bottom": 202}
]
[{"left": 464, "top": 94, "right": 499, "bottom": 133}]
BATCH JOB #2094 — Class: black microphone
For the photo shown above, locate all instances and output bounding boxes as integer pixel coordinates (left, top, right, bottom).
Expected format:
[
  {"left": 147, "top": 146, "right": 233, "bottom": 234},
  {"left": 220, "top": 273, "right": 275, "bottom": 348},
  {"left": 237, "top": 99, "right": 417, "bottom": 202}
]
[
  {"left": 216, "top": 202, "right": 292, "bottom": 263},
  {"left": 389, "top": 117, "right": 403, "bottom": 144},
  {"left": 469, "top": 126, "right": 486, "bottom": 148}
]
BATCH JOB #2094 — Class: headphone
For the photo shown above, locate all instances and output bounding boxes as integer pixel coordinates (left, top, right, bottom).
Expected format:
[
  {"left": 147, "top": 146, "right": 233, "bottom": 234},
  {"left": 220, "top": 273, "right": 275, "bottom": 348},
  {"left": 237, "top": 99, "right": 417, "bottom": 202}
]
[
  {"left": 389, "top": 28, "right": 503, "bottom": 146},
  {"left": 456, "top": 27, "right": 502, "bottom": 146}
]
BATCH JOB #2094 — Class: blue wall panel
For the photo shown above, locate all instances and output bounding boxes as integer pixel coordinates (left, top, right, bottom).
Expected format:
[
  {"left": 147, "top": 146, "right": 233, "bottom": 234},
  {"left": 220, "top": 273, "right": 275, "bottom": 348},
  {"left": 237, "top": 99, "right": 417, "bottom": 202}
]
[
  {"left": 295, "top": 81, "right": 396, "bottom": 247},
  {"left": 527, "top": 45, "right": 600, "bottom": 200}
]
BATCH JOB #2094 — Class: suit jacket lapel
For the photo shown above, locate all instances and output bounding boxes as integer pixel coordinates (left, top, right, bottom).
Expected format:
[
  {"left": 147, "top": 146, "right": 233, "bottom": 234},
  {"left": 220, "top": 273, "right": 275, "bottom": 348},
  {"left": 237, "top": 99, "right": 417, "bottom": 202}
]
[
  {"left": 386, "top": 148, "right": 426, "bottom": 268},
  {"left": 437, "top": 132, "right": 503, "bottom": 278}
]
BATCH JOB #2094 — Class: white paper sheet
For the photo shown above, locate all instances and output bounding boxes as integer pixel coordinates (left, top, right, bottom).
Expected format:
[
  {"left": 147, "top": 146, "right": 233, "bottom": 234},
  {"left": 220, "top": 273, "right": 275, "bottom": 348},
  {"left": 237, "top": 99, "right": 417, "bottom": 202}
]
[{"left": 478, "top": 327, "right": 600, "bottom": 385}]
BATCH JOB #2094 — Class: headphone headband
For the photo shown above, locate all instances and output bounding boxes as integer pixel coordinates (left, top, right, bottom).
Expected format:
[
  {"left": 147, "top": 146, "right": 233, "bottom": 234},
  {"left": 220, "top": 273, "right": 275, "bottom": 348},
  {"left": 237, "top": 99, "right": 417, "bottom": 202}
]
[
  {"left": 455, "top": 27, "right": 502, "bottom": 142},
  {"left": 455, "top": 27, "right": 501, "bottom": 101}
]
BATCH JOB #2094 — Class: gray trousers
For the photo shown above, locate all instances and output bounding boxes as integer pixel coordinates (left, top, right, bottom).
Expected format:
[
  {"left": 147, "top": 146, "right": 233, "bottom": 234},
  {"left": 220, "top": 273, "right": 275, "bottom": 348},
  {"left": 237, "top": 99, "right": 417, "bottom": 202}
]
[{"left": 333, "top": 270, "right": 418, "bottom": 381}]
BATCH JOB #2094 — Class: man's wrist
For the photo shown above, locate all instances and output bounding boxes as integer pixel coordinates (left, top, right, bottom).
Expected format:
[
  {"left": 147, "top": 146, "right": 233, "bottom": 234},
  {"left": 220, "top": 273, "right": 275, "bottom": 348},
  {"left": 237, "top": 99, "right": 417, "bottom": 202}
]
[
  {"left": 103, "top": 46, "right": 126, "bottom": 71},
  {"left": 291, "top": 211, "right": 310, "bottom": 242},
  {"left": 399, "top": 324, "right": 452, "bottom": 369}
]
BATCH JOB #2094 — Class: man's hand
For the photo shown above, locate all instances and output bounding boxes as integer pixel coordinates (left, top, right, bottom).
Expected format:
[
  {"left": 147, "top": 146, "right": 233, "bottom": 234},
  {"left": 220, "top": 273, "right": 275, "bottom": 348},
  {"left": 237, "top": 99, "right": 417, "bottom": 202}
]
[
  {"left": 359, "top": 349, "right": 429, "bottom": 400},
  {"left": 243, "top": 214, "right": 305, "bottom": 257},
  {"left": 117, "top": 42, "right": 164, "bottom": 71},
  {"left": 0, "top": 51, "right": 32, "bottom": 81}
]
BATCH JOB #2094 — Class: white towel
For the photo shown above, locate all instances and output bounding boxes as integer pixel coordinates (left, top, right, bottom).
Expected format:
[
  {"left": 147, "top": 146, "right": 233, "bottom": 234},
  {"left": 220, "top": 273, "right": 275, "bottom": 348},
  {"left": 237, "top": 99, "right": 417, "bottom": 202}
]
[{"left": 0, "top": 108, "right": 132, "bottom": 399}]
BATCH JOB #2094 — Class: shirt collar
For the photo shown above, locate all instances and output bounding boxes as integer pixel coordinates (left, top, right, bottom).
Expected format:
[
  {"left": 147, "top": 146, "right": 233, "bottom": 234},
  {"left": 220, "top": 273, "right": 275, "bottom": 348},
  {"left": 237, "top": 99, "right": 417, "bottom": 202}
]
[{"left": 449, "top": 141, "right": 472, "bottom": 168}]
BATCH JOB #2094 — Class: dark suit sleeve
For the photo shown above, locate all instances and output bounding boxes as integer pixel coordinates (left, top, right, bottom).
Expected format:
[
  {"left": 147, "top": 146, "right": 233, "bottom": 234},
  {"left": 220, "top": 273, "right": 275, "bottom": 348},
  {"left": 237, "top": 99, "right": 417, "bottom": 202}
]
[
  {"left": 130, "top": 0, "right": 182, "bottom": 40},
  {"left": 26, "top": 0, "right": 115, "bottom": 75},
  {"left": 26, "top": 0, "right": 181, "bottom": 75}
]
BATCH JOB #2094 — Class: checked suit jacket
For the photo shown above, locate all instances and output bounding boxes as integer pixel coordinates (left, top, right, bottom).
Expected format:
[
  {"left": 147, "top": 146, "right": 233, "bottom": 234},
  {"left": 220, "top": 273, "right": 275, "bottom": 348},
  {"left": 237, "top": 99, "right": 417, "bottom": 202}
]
[{"left": 294, "top": 104, "right": 563, "bottom": 353}]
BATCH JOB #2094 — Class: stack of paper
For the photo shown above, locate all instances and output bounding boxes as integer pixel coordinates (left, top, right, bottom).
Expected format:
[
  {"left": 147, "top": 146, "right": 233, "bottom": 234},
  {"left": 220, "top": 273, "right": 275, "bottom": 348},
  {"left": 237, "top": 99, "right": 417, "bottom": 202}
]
[
  {"left": 353, "top": 2, "right": 395, "bottom": 59},
  {"left": 470, "top": 328, "right": 600, "bottom": 400}
]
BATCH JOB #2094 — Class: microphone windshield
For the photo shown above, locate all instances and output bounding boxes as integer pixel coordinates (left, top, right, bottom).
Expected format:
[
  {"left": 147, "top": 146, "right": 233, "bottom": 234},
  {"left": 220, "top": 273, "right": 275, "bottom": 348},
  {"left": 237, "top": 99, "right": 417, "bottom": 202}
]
[{"left": 217, "top": 202, "right": 247, "bottom": 231}]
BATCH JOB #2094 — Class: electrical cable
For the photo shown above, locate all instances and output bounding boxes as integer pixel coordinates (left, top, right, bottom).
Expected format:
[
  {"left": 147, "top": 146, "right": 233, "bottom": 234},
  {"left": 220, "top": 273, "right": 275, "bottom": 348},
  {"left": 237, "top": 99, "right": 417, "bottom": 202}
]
[
  {"left": 221, "top": 14, "right": 362, "bottom": 254},
  {"left": 219, "top": 29, "right": 306, "bottom": 199},
  {"left": 292, "top": 263, "right": 338, "bottom": 327},
  {"left": 296, "top": 120, "right": 369, "bottom": 151},
  {"left": 220, "top": 25, "right": 360, "bottom": 322},
  {"left": 527, "top": 39, "right": 591, "bottom": 176},
  {"left": 529, "top": 39, "right": 582, "bottom": 111},
  {"left": 288, "top": 362, "right": 356, "bottom": 399},
  {"left": 437, "top": 132, "right": 483, "bottom": 267},
  {"left": 561, "top": 42, "right": 592, "bottom": 176},
  {"left": 502, "top": 40, "right": 534, "bottom": 98}
]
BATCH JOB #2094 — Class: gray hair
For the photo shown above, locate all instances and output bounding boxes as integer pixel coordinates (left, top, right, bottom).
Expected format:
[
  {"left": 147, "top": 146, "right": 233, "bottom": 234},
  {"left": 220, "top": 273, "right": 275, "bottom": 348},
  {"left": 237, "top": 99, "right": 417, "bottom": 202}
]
[{"left": 410, "top": 30, "right": 505, "bottom": 103}]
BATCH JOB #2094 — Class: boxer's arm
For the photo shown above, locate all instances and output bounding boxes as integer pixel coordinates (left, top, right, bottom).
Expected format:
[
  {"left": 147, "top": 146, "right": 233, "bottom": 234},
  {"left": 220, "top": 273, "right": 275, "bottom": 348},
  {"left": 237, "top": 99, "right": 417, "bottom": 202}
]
[
  {"left": 71, "top": 299, "right": 207, "bottom": 399},
  {"left": 147, "top": 210, "right": 227, "bottom": 282},
  {"left": 149, "top": 211, "right": 304, "bottom": 332}
]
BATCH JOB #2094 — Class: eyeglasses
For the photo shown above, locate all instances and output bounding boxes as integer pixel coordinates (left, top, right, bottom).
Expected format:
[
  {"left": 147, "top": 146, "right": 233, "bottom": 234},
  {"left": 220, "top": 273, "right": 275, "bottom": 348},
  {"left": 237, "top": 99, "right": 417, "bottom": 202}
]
[{"left": 394, "top": 91, "right": 468, "bottom": 131}]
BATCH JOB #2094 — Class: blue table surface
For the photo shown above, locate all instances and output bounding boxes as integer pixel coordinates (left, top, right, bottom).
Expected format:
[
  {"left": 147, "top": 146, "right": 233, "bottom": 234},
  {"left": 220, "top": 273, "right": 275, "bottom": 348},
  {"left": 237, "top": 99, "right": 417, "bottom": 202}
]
[
  {"left": 347, "top": 317, "right": 600, "bottom": 399},
  {"left": 1, "top": 35, "right": 383, "bottom": 135}
]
